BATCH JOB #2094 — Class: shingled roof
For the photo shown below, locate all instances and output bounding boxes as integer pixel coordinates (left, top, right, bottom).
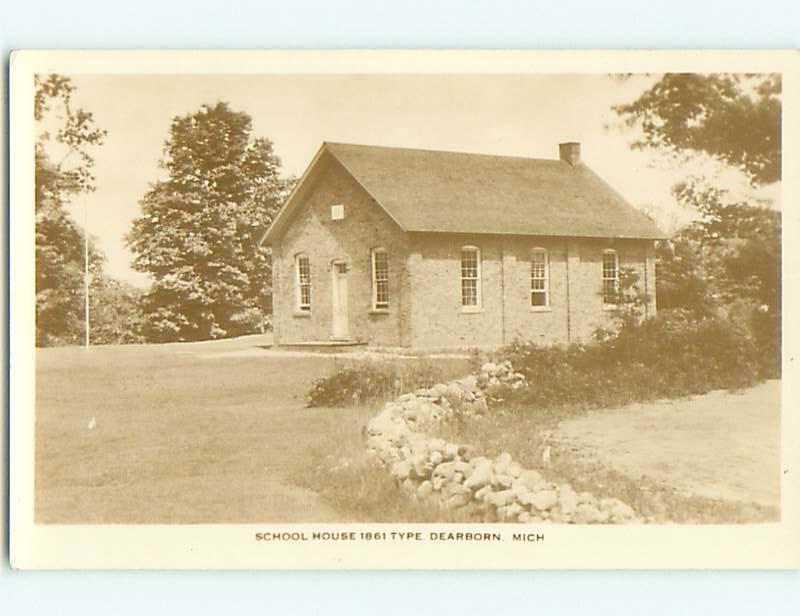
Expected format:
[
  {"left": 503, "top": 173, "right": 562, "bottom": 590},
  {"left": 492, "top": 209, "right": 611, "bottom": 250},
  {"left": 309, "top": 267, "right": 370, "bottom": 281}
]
[{"left": 263, "top": 142, "right": 664, "bottom": 243}]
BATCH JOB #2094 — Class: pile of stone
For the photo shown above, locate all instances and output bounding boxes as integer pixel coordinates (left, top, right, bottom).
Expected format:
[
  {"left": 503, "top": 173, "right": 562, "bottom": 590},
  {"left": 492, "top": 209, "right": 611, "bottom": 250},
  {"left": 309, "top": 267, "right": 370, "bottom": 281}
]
[
  {"left": 366, "top": 362, "right": 639, "bottom": 524},
  {"left": 476, "top": 360, "right": 527, "bottom": 391}
]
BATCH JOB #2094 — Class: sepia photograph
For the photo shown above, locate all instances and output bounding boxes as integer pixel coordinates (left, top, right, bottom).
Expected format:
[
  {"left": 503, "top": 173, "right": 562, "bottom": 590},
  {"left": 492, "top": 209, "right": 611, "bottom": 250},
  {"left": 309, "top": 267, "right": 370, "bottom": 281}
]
[{"left": 9, "top": 50, "right": 798, "bottom": 569}]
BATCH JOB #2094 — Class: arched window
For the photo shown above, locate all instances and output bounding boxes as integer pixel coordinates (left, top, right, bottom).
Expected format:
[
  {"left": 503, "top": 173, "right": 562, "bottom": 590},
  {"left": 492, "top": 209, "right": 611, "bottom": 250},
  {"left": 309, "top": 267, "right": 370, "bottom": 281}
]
[
  {"left": 371, "top": 248, "right": 389, "bottom": 310},
  {"left": 295, "top": 254, "right": 311, "bottom": 311},
  {"left": 531, "top": 247, "right": 549, "bottom": 308},
  {"left": 602, "top": 249, "right": 619, "bottom": 306},
  {"left": 460, "top": 246, "right": 481, "bottom": 308}
]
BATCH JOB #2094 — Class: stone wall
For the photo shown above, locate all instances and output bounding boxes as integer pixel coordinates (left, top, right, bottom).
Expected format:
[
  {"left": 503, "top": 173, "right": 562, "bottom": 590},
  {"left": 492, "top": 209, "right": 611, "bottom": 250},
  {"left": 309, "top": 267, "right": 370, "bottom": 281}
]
[{"left": 366, "top": 361, "right": 640, "bottom": 524}]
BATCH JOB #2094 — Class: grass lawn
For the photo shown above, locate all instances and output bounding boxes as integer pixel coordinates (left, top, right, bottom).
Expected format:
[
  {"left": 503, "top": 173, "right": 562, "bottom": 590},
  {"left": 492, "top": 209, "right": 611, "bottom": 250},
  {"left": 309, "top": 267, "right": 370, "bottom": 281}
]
[{"left": 35, "top": 337, "right": 471, "bottom": 524}]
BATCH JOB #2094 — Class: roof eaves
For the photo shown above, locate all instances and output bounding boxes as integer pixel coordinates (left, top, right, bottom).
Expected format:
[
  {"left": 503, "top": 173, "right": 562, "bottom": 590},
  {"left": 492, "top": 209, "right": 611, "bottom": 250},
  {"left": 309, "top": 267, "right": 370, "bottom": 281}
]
[{"left": 403, "top": 227, "right": 665, "bottom": 240}]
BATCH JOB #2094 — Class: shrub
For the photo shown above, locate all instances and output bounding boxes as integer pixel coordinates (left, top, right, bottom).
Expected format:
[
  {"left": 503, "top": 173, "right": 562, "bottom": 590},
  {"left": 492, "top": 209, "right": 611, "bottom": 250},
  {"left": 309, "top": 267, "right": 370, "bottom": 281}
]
[
  {"left": 498, "top": 309, "right": 764, "bottom": 411},
  {"left": 306, "top": 358, "right": 466, "bottom": 407}
]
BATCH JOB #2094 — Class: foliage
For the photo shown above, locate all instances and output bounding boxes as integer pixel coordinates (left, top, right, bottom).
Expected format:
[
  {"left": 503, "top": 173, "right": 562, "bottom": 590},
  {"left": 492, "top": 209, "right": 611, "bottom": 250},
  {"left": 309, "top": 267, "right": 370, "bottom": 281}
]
[
  {"left": 127, "top": 102, "right": 293, "bottom": 342},
  {"left": 594, "top": 267, "right": 650, "bottom": 339},
  {"left": 35, "top": 75, "right": 110, "bottom": 346},
  {"left": 35, "top": 74, "right": 108, "bottom": 194},
  {"left": 614, "top": 73, "right": 782, "bottom": 377},
  {"left": 306, "top": 358, "right": 469, "bottom": 408},
  {"left": 614, "top": 73, "right": 781, "bottom": 185},
  {"left": 498, "top": 310, "right": 763, "bottom": 413},
  {"left": 653, "top": 182, "right": 781, "bottom": 375},
  {"left": 658, "top": 183, "right": 780, "bottom": 308},
  {"left": 88, "top": 276, "right": 146, "bottom": 345}
]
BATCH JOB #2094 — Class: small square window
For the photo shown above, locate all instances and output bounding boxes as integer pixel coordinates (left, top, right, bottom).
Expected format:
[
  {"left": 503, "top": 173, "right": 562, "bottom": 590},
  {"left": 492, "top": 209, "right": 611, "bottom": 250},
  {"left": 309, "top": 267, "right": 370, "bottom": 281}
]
[{"left": 331, "top": 204, "right": 344, "bottom": 220}]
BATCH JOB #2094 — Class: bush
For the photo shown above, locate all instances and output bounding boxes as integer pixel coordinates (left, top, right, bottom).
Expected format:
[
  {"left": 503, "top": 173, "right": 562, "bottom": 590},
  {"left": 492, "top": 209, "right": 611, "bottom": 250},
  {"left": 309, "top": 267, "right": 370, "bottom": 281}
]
[
  {"left": 228, "top": 307, "right": 270, "bottom": 336},
  {"left": 498, "top": 309, "right": 764, "bottom": 411},
  {"left": 306, "top": 358, "right": 464, "bottom": 407}
]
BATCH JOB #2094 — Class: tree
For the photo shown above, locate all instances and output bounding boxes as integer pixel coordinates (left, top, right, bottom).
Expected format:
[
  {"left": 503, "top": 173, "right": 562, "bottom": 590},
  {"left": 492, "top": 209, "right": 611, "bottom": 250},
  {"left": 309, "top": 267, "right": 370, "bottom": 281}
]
[
  {"left": 614, "top": 73, "right": 782, "bottom": 376},
  {"left": 656, "top": 181, "right": 780, "bottom": 314},
  {"left": 88, "top": 276, "right": 146, "bottom": 345},
  {"left": 35, "top": 74, "right": 108, "bottom": 346},
  {"left": 127, "top": 102, "right": 292, "bottom": 342},
  {"left": 614, "top": 73, "right": 781, "bottom": 185}
]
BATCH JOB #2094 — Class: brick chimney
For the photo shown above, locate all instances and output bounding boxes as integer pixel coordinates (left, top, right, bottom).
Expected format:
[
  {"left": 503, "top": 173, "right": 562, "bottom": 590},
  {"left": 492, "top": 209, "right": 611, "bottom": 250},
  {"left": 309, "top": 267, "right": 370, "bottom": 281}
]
[{"left": 559, "top": 142, "right": 581, "bottom": 166}]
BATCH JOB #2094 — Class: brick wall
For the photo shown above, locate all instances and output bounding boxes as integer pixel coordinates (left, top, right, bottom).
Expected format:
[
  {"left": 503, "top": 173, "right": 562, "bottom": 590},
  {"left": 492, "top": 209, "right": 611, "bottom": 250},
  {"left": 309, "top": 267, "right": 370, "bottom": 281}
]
[
  {"left": 408, "top": 234, "right": 505, "bottom": 349},
  {"left": 566, "top": 238, "right": 654, "bottom": 341},
  {"left": 406, "top": 234, "right": 656, "bottom": 349},
  {"left": 270, "top": 153, "right": 410, "bottom": 346}
]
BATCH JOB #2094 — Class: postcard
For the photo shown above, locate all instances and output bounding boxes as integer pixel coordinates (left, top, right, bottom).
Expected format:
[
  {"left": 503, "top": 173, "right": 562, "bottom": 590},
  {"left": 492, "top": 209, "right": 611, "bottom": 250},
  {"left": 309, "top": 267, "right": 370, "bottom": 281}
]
[{"left": 9, "top": 49, "right": 800, "bottom": 569}]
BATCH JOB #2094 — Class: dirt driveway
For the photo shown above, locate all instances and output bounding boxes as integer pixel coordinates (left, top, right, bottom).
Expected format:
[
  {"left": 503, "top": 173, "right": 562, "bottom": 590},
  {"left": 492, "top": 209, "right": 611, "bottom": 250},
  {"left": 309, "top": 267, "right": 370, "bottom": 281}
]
[{"left": 554, "top": 380, "right": 781, "bottom": 508}]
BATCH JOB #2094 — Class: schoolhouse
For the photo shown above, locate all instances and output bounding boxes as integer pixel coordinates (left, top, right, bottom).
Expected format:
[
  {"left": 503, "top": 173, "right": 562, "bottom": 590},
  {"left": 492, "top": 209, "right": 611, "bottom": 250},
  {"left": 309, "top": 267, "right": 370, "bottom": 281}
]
[{"left": 260, "top": 141, "right": 663, "bottom": 349}]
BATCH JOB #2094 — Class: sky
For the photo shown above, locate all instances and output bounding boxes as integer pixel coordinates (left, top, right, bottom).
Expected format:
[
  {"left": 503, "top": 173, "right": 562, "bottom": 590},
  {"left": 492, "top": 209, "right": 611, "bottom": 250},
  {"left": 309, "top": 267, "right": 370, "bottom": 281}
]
[{"left": 45, "top": 73, "right": 778, "bottom": 288}]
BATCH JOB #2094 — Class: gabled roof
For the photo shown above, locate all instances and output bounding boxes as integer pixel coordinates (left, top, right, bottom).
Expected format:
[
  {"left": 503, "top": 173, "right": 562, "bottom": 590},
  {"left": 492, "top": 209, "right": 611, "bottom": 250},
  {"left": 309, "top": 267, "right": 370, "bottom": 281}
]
[{"left": 261, "top": 142, "right": 664, "bottom": 244}]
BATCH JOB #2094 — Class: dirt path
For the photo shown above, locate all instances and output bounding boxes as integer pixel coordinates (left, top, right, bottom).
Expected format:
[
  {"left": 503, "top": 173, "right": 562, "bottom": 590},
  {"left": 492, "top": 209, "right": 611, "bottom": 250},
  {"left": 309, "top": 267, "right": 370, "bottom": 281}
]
[{"left": 554, "top": 381, "right": 781, "bottom": 508}]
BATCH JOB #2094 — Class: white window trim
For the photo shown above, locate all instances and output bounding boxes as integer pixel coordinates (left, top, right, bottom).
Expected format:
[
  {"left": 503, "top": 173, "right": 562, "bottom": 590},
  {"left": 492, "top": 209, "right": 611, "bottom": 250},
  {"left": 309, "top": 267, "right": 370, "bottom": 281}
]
[
  {"left": 602, "top": 248, "right": 619, "bottom": 310},
  {"left": 370, "top": 248, "right": 389, "bottom": 312},
  {"left": 460, "top": 245, "right": 482, "bottom": 312},
  {"left": 294, "top": 253, "right": 311, "bottom": 314},
  {"left": 531, "top": 247, "right": 551, "bottom": 312}
]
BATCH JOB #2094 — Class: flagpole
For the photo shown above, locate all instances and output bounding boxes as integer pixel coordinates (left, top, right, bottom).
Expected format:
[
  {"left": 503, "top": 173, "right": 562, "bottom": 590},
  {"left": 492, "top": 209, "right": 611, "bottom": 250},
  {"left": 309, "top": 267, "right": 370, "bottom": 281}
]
[{"left": 84, "top": 196, "right": 90, "bottom": 349}]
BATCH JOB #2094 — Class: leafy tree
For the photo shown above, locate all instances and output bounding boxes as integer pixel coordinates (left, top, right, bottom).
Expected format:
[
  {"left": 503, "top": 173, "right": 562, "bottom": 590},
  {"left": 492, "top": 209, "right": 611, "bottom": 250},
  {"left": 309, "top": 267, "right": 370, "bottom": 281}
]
[
  {"left": 35, "top": 74, "right": 107, "bottom": 346},
  {"left": 657, "top": 181, "right": 780, "bottom": 313},
  {"left": 127, "top": 102, "right": 292, "bottom": 342},
  {"left": 614, "top": 73, "right": 782, "bottom": 376},
  {"left": 660, "top": 182, "right": 781, "bottom": 376},
  {"left": 614, "top": 73, "right": 781, "bottom": 185},
  {"left": 88, "top": 276, "right": 146, "bottom": 345}
]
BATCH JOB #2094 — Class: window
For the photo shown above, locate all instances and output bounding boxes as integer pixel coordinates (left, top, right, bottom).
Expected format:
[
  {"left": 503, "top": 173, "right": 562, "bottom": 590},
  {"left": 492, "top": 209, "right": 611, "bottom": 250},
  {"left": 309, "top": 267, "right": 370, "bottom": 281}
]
[
  {"left": 295, "top": 254, "right": 311, "bottom": 311},
  {"left": 331, "top": 204, "right": 344, "bottom": 220},
  {"left": 371, "top": 249, "right": 389, "bottom": 310},
  {"left": 602, "top": 249, "right": 619, "bottom": 306},
  {"left": 531, "top": 248, "right": 549, "bottom": 308},
  {"left": 461, "top": 246, "right": 481, "bottom": 308}
]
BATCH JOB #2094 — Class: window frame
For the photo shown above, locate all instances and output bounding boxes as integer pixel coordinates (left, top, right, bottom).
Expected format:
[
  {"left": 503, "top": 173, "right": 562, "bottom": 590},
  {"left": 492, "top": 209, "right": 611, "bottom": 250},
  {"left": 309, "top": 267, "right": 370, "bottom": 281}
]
[
  {"left": 460, "top": 245, "right": 482, "bottom": 311},
  {"left": 602, "top": 248, "right": 619, "bottom": 308},
  {"left": 295, "top": 253, "right": 312, "bottom": 313},
  {"left": 530, "top": 247, "right": 550, "bottom": 311},
  {"left": 371, "top": 248, "right": 389, "bottom": 312}
]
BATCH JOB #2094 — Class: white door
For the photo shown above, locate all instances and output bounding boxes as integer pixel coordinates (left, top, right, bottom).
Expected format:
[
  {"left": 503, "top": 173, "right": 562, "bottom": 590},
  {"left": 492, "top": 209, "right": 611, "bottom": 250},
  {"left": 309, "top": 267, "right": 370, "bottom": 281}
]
[{"left": 331, "top": 260, "right": 349, "bottom": 339}]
